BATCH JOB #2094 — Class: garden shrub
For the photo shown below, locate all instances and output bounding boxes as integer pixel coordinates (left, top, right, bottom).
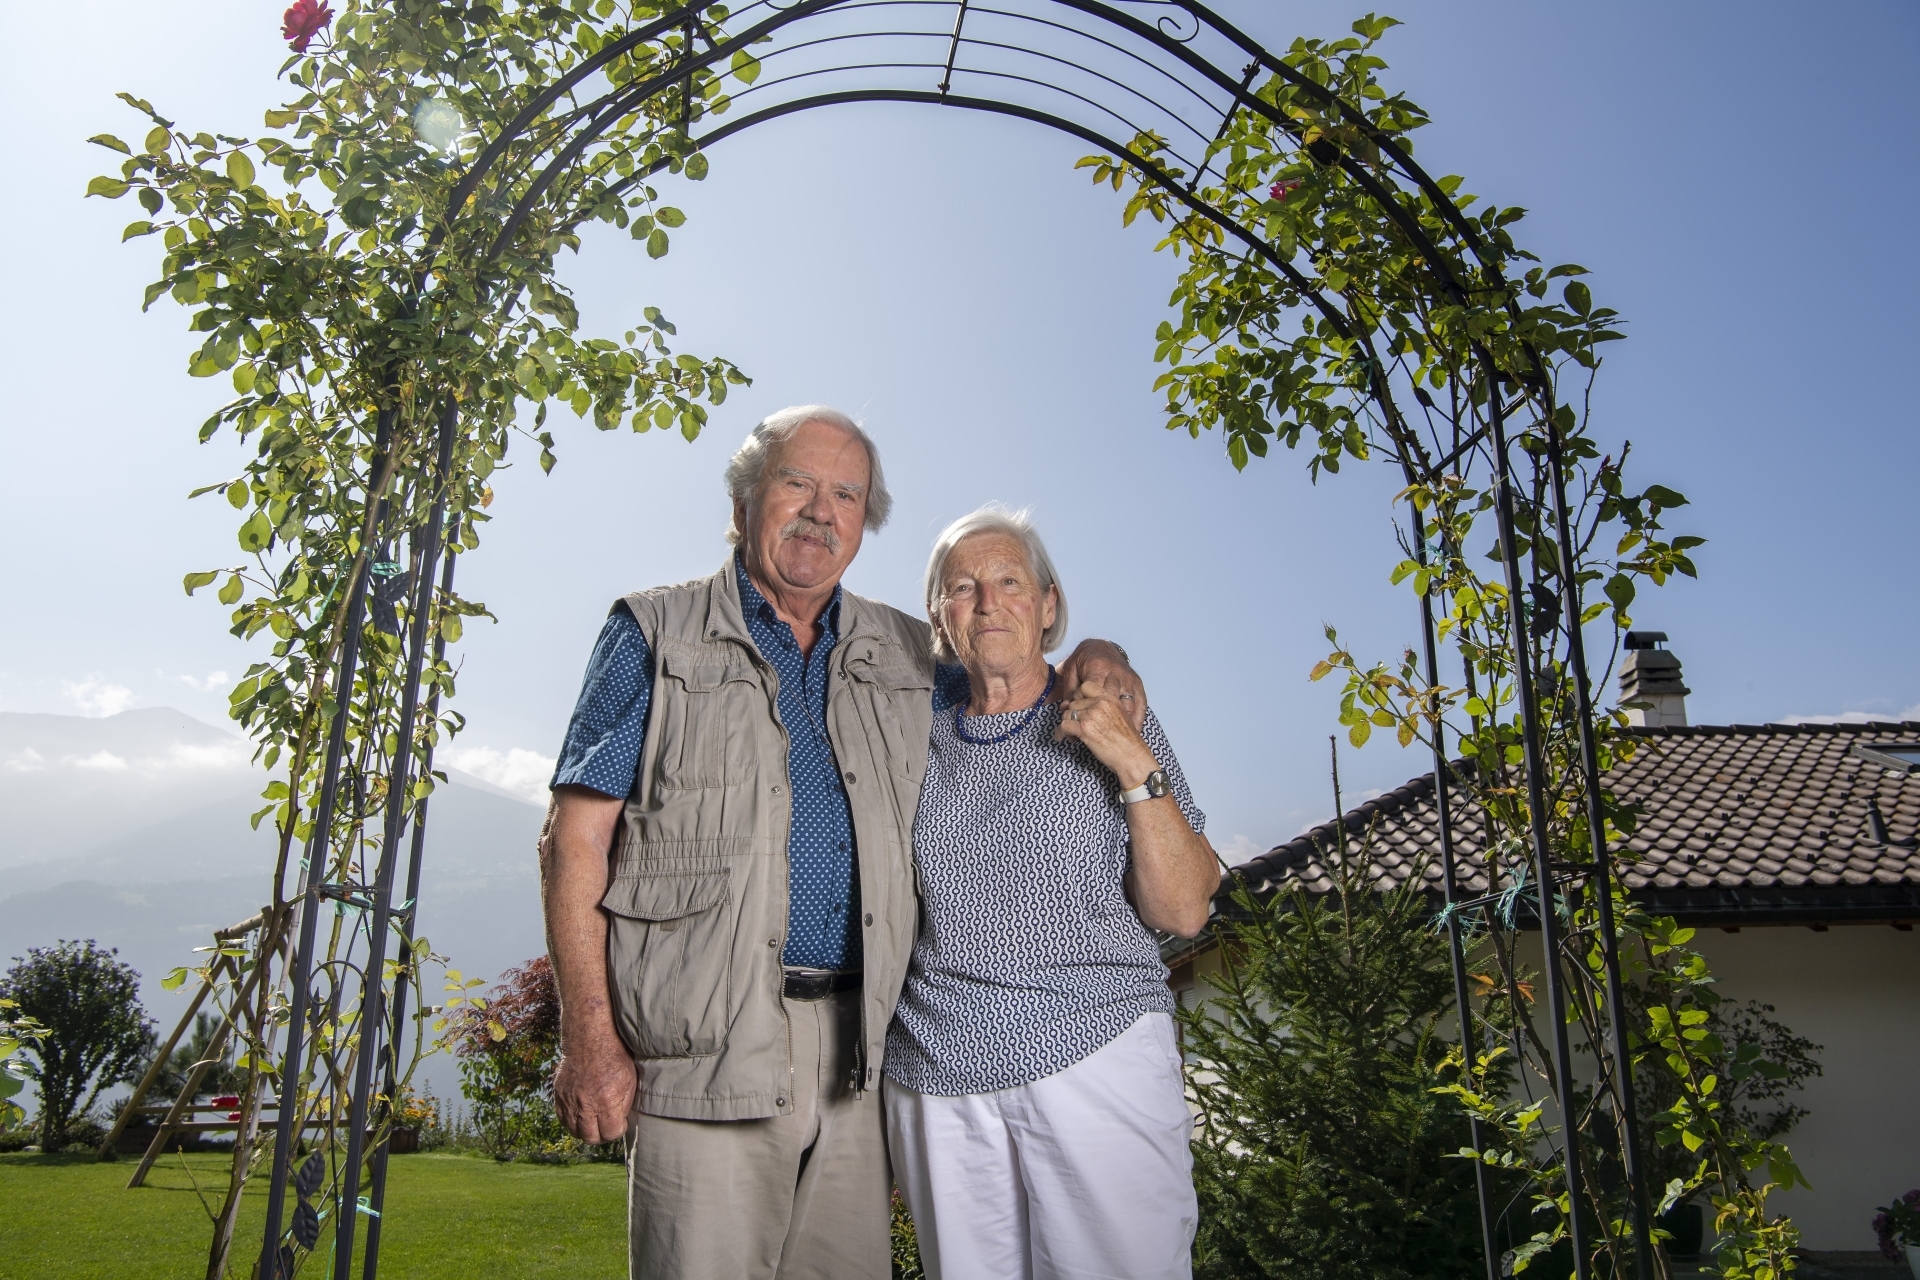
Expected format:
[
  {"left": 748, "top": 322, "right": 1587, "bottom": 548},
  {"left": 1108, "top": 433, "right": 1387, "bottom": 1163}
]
[
  {"left": 451, "top": 956, "right": 621, "bottom": 1162},
  {"left": 0, "top": 940, "right": 153, "bottom": 1151},
  {"left": 1181, "top": 846, "right": 1500, "bottom": 1280}
]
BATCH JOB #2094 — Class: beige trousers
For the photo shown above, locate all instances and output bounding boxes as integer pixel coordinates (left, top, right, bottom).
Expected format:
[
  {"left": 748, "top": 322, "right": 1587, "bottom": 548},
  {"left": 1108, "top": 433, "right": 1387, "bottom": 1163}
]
[{"left": 626, "top": 990, "right": 892, "bottom": 1280}]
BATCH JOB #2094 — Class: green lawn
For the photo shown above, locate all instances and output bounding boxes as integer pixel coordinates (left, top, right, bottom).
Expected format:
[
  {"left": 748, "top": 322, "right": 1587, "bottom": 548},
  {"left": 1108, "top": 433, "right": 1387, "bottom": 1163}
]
[{"left": 0, "top": 1150, "right": 627, "bottom": 1279}]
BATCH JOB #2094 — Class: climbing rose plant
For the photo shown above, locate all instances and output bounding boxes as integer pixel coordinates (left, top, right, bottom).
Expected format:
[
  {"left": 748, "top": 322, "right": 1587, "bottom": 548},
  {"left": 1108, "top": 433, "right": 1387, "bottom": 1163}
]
[
  {"left": 1081, "top": 15, "right": 1804, "bottom": 1279},
  {"left": 86, "top": 0, "right": 754, "bottom": 1272}
]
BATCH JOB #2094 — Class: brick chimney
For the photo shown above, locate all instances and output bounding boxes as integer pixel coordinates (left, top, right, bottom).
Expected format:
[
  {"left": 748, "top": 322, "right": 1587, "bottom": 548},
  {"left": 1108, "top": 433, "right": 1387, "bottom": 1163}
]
[{"left": 1619, "top": 631, "right": 1690, "bottom": 728}]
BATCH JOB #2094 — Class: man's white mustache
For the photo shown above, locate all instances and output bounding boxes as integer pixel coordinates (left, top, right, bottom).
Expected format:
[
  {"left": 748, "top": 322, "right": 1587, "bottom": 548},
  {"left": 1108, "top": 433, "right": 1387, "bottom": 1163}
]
[{"left": 780, "top": 517, "right": 841, "bottom": 553}]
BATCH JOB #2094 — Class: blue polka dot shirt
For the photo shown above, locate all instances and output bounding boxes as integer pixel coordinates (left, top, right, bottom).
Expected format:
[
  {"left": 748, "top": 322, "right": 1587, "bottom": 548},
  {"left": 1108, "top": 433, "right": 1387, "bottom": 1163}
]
[{"left": 550, "top": 556, "right": 862, "bottom": 970}]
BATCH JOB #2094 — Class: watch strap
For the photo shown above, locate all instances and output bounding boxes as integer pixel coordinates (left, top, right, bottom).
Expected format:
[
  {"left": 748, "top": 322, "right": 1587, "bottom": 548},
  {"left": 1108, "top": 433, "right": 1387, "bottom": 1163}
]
[{"left": 1121, "top": 769, "right": 1171, "bottom": 804}]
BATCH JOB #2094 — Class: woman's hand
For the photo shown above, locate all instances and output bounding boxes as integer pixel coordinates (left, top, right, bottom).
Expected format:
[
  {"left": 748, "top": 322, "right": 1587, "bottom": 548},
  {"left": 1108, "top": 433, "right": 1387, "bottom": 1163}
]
[{"left": 1054, "top": 675, "right": 1159, "bottom": 788}]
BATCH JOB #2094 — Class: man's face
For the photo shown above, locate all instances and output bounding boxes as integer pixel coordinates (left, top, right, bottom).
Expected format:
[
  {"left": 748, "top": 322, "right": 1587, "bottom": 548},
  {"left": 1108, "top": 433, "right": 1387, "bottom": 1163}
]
[{"left": 737, "top": 418, "right": 870, "bottom": 595}]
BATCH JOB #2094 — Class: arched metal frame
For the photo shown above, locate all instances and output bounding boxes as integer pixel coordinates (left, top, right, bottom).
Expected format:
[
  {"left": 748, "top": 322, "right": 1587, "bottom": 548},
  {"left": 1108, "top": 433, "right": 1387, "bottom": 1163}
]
[{"left": 257, "top": 4, "right": 1654, "bottom": 1277}]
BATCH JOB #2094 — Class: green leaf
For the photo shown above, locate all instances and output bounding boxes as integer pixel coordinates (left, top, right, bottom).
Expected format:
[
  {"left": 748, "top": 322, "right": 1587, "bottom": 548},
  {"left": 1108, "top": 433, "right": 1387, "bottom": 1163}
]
[
  {"left": 264, "top": 108, "right": 299, "bottom": 128},
  {"left": 161, "top": 967, "right": 190, "bottom": 991},
  {"left": 1389, "top": 558, "right": 1419, "bottom": 585},
  {"left": 646, "top": 228, "right": 669, "bottom": 259},
  {"left": 684, "top": 152, "right": 709, "bottom": 181},
  {"left": 441, "top": 614, "right": 463, "bottom": 643},
  {"left": 138, "top": 186, "right": 164, "bottom": 214},
  {"left": 122, "top": 220, "right": 155, "bottom": 241},
  {"left": 1644, "top": 484, "right": 1689, "bottom": 509},
  {"left": 87, "top": 175, "right": 131, "bottom": 199},
  {"left": 226, "top": 150, "right": 256, "bottom": 189},
  {"left": 1604, "top": 573, "right": 1635, "bottom": 610},
  {"left": 237, "top": 512, "right": 272, "bottom": 553},
  {"left": 655, "top": 206, "right": 686, "bottom": 228},
  {"left": 227, "top": 481, "right": 249, "bottom": 509},
  {"left": 183, "top": 571, "right": 219, "bottom": 596},
  {"left": 731, "top": 49, "right": 762, "bottom": 83},
  {"left": 218, "top": 573, "right": 245, "bottom": 604},
  {"left": 1563, "top": 280, "right": 1592, "bottom": 316},
  {"left": 145, "top": 126, "right": 173, "bottom": 154},
  {"left": 1347, "top": 720, "right": 1371, "bottom": 748},
  {"left": 88, "top": 133, "right": 132, "bottom": 155}
]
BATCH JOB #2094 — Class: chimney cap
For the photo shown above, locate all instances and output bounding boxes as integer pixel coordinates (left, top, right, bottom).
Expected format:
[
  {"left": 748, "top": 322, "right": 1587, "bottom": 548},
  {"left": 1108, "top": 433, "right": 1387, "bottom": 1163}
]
[{"left": 1624, "top": 631, "right": 1669, "bottom": 650}]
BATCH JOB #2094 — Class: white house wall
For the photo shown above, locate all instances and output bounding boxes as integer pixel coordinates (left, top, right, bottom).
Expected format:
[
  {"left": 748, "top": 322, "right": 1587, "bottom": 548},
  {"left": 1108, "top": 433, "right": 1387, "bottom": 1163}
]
[{"left": 1689, "top": 924, "right": 1919, "bottom": 1252}]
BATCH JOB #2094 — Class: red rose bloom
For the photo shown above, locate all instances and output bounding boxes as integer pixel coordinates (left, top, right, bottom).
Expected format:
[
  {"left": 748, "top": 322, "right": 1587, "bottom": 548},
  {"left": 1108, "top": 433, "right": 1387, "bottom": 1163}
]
[
  {"left": 1270, "top": 179, "right": 1302, "bottom": 202},
  {"left": 282, "top": 0, "right": 334, "bottom": 53}
]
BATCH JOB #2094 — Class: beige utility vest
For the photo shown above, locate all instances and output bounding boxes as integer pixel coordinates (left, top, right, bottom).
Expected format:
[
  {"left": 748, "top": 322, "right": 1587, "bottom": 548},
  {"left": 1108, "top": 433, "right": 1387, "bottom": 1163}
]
[{"left": 599, "top": 561, "right": 933, "bottom": 1121}]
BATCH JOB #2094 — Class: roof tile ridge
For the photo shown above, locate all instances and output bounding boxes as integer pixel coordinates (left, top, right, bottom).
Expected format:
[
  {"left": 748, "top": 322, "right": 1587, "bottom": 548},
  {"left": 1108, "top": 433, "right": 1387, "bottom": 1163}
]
[{"left": 1235, "top": 763, "right": 1460, "bottom": 872}]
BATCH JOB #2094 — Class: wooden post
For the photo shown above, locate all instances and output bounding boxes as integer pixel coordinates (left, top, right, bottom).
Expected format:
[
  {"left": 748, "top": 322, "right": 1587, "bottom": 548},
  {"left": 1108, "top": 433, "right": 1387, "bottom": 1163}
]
[{"left": 97, "top": 970, "right": 215, "bottom": 1162}]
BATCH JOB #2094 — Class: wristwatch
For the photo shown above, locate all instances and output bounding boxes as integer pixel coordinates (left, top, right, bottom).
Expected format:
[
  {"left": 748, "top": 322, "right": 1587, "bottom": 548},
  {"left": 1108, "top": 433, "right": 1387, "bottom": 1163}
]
[{"left": 1120, "top": 769, "right": 1172, "bottom": 805}]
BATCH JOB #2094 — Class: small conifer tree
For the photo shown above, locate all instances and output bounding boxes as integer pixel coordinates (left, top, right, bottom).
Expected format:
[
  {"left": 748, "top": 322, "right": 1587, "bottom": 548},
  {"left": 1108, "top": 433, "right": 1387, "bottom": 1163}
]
[{"left": 1181, "top": 841, "right": 1499, "bottom": 1280}]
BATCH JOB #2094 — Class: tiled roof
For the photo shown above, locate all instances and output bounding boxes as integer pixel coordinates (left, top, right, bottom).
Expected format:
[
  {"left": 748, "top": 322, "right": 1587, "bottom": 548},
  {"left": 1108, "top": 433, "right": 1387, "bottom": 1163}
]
[{"left": 1221, "top": 721, "right": 1920, "bottom": 926}]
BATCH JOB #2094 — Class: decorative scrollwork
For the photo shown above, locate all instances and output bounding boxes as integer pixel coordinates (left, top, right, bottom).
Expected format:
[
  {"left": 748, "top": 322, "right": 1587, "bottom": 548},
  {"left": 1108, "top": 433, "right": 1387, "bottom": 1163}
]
[{"left": 1109, "top": 0, "right": 1201, "bottom": 44}]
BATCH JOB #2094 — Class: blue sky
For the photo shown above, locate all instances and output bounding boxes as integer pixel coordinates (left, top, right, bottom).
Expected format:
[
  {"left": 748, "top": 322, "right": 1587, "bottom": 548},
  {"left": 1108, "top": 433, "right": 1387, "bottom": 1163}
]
[{"left": 1, "top": 1, "right": 1915, "bottom": 857}]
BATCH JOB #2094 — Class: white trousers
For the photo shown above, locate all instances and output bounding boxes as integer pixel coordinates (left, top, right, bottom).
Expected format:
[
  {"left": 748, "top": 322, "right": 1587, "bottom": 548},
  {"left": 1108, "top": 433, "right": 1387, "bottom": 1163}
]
[{"left": 884, "top": 1012, "right": 1197, "bottom": 1280}]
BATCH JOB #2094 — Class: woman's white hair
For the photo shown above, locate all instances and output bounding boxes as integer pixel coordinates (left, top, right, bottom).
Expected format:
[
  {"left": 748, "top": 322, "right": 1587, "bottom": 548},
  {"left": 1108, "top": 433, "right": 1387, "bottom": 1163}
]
[
  {"left": 924, "top": 504, "right": 1069, "bottom": 662},
  {"left": 724, "top": 405, "right": 892, "bottom": 545}
]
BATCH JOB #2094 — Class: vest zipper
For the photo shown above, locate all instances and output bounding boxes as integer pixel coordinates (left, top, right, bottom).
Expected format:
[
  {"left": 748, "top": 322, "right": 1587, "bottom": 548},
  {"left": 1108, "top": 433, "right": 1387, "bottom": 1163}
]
[{"left": 767, "top": 652, "right": 797, "bottom": 1119}]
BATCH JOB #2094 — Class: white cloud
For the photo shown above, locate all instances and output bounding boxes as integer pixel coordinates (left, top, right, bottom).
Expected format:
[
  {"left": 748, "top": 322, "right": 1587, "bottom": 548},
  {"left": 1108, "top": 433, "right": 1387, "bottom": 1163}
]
[
  {"left": 442, "top": 746, "right": 556, "bottom": 805},
  {"left": 164, "top": 741, "right": 251, "bottom": 771},
  {"left": 1216, "top": 834, "right": 1267, "bottom": 866},
  {"left": 62, "top": 675, "right": 137, "bottom": 717},
  {"left": 176, "top": 671, "right": 232, "bottom": 693},
  {"left": 1774, "top": 700, "right": 1920, "bottom": 726},
  {"left": 72, "top": 750, "right": 130, "bottom": 771},
  {"left": 4, "top": 748, "right": 47, "bottom": 774}
]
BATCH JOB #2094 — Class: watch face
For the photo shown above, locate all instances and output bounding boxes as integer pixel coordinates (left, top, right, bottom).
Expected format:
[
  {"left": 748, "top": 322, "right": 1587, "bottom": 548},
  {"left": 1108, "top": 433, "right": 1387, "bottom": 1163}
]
[{"left": 1146, "top": 769, "right": 1172, "bottom": 798}]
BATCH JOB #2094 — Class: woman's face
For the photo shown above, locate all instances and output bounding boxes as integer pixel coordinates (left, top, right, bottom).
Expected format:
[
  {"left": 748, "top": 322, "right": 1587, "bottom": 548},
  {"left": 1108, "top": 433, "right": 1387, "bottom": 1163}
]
[{"left": 937, "top": 533, "right": 1057, "bottom": 674}]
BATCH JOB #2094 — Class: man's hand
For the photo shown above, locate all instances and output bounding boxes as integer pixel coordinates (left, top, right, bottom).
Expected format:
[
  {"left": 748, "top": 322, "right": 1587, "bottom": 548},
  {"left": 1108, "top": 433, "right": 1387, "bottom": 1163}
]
[
  {"left": 553, "top": 1022, "right": 638, "bottom": 1144},
  {"left": 542, "top": 785, "right": 634, "bottom": 1144},
  {"left": 1054, "top": 638, "right": 1147, "bottom": 732}
]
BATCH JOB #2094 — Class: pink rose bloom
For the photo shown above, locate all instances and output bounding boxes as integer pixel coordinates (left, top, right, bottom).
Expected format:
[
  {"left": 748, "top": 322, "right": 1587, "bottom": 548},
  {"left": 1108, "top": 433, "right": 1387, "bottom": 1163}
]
[{"left": 282, "top": 0, "right": 334, "bottom": 53}]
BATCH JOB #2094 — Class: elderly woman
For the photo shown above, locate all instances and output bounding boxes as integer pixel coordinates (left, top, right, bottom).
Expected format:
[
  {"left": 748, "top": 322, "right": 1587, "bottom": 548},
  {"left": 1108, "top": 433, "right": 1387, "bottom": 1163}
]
[{"left": 884, "top": 506, "right": 1221, "bottom": 1280}]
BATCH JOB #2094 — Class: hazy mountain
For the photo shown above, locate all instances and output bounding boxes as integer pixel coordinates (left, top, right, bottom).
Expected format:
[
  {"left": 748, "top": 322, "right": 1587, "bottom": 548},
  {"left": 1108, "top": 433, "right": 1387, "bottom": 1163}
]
[
  {"left": 0, "top": 710, "right": 550, "bottom": 1101},
  {"left": 0, "top": 708, "right": 260, "bottom": 868}
]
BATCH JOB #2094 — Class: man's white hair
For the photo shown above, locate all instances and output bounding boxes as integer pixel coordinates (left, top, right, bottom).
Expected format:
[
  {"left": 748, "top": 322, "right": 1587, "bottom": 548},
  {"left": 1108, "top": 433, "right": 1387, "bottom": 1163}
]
[
  {"left": 924, "top": 504, "right": 1069, "bottom": 662},
  {"left": 724, "top": 405, "right": 892, "bottom": 545}
]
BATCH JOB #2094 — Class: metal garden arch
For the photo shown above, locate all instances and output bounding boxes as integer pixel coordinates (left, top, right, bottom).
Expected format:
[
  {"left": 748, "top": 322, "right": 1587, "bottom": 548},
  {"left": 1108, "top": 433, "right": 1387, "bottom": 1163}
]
[{"left": 253, "top": 3, "right": 1655, "bottom": 1276}]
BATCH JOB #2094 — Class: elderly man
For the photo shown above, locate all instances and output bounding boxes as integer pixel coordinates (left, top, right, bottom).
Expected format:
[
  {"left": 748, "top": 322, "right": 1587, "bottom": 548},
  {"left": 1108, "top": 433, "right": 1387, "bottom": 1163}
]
[{"left": 542, "top": 405, "right": 1143, "bottom": 1280}]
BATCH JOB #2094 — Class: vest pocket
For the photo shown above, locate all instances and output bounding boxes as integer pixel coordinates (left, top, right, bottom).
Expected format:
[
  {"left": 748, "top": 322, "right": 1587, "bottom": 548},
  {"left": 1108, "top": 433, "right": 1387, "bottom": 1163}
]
[
  {"left": 847, "top": 660, "right": 933, "bottom": 783},
  {"left": 602, "top": 866, "right": 733, "bottom": 1059},
  {"left": 653, "top": 648, "right": 757, "bottom": 790}
]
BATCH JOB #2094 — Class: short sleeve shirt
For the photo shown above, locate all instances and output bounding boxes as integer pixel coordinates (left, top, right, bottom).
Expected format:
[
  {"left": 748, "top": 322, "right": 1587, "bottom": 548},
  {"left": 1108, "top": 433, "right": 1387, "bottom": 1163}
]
[
  {"left": 550, "top": 558, "right": 862, "bottom": 970},
  {"left": 884, "top": 665, "right": 1206, "bottom": 1096}
]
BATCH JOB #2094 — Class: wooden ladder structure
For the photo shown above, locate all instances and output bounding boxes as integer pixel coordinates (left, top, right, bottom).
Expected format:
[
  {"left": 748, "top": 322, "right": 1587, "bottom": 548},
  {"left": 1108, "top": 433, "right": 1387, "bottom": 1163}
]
[{"left": 98, "top": 906, "right": 288, "bottom": 1187}]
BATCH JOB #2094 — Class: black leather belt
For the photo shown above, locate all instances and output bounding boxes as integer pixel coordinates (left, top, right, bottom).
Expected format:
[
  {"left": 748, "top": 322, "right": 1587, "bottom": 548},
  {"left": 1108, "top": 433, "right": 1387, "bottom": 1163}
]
[{"left": 782, "top": 968, "right": 862, "bottom": 1001}]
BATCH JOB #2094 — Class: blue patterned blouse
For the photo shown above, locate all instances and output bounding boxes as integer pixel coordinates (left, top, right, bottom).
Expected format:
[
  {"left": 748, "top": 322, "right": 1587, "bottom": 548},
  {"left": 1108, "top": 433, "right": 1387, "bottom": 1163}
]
[{"left": 884, "top": 666, "right": 1205, "bottom": 1096}]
